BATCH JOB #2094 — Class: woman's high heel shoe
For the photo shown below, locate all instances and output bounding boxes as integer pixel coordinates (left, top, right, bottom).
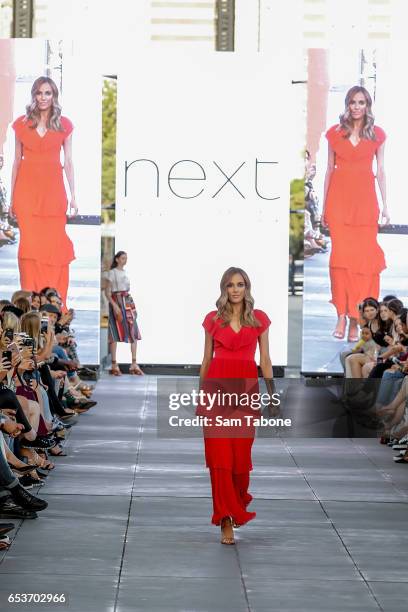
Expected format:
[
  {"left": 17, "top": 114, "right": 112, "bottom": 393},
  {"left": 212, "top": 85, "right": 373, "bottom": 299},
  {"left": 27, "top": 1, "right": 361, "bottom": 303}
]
[
  {"left": 109, "top": 362, "right": 122, "bottom": 376},
  {"left": 347, "top": 318, "right": 359, "bottom": 343},
  {"left": 333, "top": 315, "right": 347, "bottom": 339},
  {"left": 220, "top": 516, "right": 235, "bottom": 545},
  {"left": 129, "top": 362, "right": 144, "bottom": 375}
]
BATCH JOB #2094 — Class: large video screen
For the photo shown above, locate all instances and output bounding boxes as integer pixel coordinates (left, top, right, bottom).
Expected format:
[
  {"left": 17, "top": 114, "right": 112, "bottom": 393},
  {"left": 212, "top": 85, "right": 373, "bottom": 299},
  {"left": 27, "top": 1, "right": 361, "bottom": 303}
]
[
  {"left": 302, "top": 47, "right": 408, "bottom": 374},
  {"left": 115, "top": 50, "right": 299, "bottom": 365},
  {"left": 0, "top": 39, "right": 101, "bottom": 364}
]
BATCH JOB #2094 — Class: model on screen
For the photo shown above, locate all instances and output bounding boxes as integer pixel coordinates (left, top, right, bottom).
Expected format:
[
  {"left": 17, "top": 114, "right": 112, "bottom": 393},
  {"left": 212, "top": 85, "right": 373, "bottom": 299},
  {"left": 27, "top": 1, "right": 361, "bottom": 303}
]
[
  {"left": 322, "top": 86, "right": 389, "bottom": 342},
  {"left": 199, "top": 267, "right": 274, "bottom": 545},
  {"left": 9, "top": 76, "right": 77, "bottom": 310},
  {"left": 104, "top": 251, "right": 143, "bottom": 376}
]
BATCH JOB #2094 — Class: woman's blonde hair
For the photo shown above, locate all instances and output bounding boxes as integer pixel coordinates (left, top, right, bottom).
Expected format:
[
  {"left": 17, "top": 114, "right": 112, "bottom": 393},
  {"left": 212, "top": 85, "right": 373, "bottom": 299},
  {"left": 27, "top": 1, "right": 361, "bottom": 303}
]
[
  {"left": 339, "top": 86, "right": 376, "bottom": 141},
  {"left": 13, "top": 296, "right": 31, "bottom": 314},
  {"left": 21, "top": 312, "right": 41, "bottom": 348},
  {"left": 0, "top": 311, "right": 20, "bottom": 349},
  {"left": 25, "top": 76, "right": 63, "bottom": 132},
  {"left": 215, "top": 267, "right": 260, "bottom": 327}
]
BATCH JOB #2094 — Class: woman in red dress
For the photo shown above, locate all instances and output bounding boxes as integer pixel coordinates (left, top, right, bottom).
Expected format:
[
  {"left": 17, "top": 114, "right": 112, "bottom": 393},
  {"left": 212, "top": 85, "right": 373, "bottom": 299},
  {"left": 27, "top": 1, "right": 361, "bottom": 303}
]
[
  {"left": 322, "top": 86, "right": 390, "bottom": 342},
  {"left": 199, "top": 267, "right": 274, "bottom": 545},
  {"left": 9, "top": 76, "right": 77, "bottom": 310}
]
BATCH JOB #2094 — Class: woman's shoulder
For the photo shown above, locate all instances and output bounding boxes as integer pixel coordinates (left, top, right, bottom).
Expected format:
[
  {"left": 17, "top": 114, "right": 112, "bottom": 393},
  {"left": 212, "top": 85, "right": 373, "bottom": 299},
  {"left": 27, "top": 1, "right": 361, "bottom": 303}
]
[
  {"left": 11, "top": 115, "right": 27, "bottom": 133},
  {"left": 103, "top": 269, "right": 114, "bottom": 281},
  {"left": 253, "top": 309, "right": 271, "bottom": 333},
  {"left": 253, "top": 308, "right": 270, "bottom": 321},
  {"left": 202, "top": 310, "right": 219, "bottom": 333},
  {"left": 325, "top": 124, "right": 341, "bottom": 142},
  {"left": 60, "top": 116, "right": 74, "bottom": 135},
  {"left": 374, "top": 125, "right": 386, "bottom": 144}
]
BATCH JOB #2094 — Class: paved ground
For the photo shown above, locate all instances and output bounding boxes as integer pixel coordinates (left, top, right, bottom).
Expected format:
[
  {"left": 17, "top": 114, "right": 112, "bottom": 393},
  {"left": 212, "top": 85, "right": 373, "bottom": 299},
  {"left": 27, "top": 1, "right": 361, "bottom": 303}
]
[{"left": 1, "top": 374, "right": 407, "bottom": 611}]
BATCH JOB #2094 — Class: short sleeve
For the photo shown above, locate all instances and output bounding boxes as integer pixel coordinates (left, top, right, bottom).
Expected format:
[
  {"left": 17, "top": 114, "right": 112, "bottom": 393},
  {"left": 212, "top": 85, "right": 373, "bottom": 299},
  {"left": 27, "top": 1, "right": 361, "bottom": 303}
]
[
  {"left": 202, "top": 311, "right": 218, "bottom": 336},
  {"left": 11, "top": 116, "right": 25, "bottom": 138},
  {"left": 374, "top": 126, "right": 386, "bottom": 146},
  {"left": 61, "top": 116, "right": 74, "bottom": 138},
  {"left": 325, "top": 124, "right": 339, "bottom": 146},
  {"left": 254, "top": 310, "right": 271, "bottom": 336}
]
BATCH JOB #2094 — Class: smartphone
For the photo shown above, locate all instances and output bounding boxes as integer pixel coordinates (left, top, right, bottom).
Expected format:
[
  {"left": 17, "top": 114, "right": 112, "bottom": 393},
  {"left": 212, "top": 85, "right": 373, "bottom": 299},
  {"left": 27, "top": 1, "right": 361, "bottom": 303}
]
[
  {"left": 4, "top": 328, "right": 14, "bottom": 342},
  {"left": 2, "top": 350, "right": 12, "bottom": 363}
]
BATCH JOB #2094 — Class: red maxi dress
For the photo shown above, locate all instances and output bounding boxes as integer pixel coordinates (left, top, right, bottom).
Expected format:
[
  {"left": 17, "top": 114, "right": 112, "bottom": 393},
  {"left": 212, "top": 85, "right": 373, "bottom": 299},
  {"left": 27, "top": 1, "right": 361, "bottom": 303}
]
[
  {"left": 11, "top": 115, "right": 75, "bottom": 308},
  {"left": 200, "top": 309, "right": 271, "bottom": 526},
  {"left": 325, "top": 125, "right": 386, "bottom": 319}
]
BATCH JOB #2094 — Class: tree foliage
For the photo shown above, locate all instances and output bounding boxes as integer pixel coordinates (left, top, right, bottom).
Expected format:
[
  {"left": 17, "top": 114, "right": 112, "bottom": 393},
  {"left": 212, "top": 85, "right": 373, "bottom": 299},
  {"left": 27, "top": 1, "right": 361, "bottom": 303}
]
[
  {"left": 289, "top": 178, "right": 304, "bottom": 260},
  {"left": 102, "top": 79, "right": 117, "bottom": 210}
]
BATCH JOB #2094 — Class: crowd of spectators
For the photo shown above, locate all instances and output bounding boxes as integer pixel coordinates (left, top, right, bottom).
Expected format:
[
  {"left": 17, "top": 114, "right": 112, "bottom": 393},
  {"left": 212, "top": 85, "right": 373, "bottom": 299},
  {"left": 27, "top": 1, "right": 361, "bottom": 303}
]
[
  {"left": 0, "top": 288, "right": 97, "bottom": 550},
  {"left": 341, "top": 295, "right": 408, "bottom": 465}
]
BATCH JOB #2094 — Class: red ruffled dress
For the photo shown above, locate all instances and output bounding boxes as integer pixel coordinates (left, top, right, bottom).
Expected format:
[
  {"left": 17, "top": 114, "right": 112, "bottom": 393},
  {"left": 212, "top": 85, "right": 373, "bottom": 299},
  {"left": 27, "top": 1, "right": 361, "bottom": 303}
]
[
  {"left": 200, "top": 309, "right": 271, "bottom": 526},
  {"left": 11, "top": 115, "right": 75, "bottom": 308},
  {"left": 325, "top": 124, "right": 386, "bottom": 318}
]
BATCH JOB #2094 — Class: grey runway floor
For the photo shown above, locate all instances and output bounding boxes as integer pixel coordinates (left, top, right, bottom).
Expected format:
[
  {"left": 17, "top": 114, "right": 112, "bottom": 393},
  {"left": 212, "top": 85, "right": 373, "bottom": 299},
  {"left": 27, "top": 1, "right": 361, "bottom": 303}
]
[{"left": 1, "top": 375, "right": 408, "bottom": 611}]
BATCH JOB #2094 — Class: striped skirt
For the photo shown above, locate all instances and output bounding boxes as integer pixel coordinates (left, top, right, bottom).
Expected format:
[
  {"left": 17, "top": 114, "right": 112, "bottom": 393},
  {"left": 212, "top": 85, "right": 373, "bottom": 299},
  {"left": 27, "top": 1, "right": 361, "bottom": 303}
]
[{"left": 108, "top": 291, "right": 141, "bottom": 344}]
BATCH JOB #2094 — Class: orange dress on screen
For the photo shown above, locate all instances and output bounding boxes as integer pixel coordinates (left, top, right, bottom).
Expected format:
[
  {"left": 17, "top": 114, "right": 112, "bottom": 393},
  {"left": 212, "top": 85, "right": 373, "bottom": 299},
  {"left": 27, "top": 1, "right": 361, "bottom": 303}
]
[
  {"left": 325, "top": 124, "right": 386, "bottom": 319},
  {"left": 11, "top": 115, "right": 75, "bottom": 308},
  {"left": 199, "top": 309, "right": 271, "bottom": 526}
]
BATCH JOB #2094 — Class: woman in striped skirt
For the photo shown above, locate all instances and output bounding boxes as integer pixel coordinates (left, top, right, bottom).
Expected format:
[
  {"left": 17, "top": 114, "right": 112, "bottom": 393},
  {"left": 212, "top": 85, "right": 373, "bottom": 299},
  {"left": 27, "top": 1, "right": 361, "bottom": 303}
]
[{"left": 104, "top": 251, "right": 143, "bottom": 375}]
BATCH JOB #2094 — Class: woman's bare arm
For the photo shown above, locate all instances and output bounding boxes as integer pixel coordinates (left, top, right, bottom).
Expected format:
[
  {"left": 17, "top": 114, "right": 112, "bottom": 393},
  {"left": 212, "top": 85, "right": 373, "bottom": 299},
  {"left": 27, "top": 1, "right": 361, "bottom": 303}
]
[
  {"left": 259, "top": 329, "right": 273, "bottom": 380},
  {"left": 321, "top": 142, "right": 335, "bottom": 226},
  {"left": 199, "top": 331, "right": 213, "bottom": 386},
  {"left": 376, "top": 143, "right": 389, "bottom": 224},
  {"left": 9, "top": 136, "right": 22, "bottom": 216},
  {"left": 63, "top": 134, "right": 77, "bottom": 216}
]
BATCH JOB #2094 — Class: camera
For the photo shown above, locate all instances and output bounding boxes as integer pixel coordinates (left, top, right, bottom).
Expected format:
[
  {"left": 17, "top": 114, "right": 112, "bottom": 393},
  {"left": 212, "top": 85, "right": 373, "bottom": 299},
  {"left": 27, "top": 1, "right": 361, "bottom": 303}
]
[{"left": 41, "top": 318, "right": 49, "bottom": 334}]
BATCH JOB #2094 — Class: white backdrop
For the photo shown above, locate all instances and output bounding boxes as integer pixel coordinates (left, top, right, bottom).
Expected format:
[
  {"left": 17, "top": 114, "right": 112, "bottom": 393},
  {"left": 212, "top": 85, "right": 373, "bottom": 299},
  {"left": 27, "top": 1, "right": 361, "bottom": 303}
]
[{"left": 116, "top": 50, "right": 294, "bottom": 365}]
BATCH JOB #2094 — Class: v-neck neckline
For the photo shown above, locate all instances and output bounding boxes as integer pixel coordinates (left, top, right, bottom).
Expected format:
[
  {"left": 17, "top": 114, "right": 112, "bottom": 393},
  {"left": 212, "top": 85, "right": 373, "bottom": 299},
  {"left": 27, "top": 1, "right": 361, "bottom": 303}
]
[
  {"left": 229, "top": 323, "right": 243, "bottom": 334},
  {"left": 35, "top": 127, "right": 48, "bottom": 139},
  {"left": 348, "top": 136, "right": 362, "bottom": 148}
]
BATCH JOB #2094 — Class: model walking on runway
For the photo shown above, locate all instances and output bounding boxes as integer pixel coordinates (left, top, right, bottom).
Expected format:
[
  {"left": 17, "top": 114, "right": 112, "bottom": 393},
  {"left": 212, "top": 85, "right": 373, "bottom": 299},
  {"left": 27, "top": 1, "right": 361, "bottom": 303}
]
[
  {"left": 322, "top": 86, "right": 389, "bottom": 342},
  {"left": 10, "top": 76, "right": 77, "bottom": 310},
  {"left": 104, "top": 251, "right": 143, "bottom": 376},
  {"left": 199, "top": 267, "right": 274, "bottom": 545}
]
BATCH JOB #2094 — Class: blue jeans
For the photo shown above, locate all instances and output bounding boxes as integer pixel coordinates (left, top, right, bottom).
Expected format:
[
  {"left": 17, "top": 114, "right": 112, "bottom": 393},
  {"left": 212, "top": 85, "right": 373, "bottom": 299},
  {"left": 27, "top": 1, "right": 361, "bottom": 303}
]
[
  {"left": 376, "top": 370, "right": 405, "bottom": 406},
  {"left": 0, "top": 433, "right": 18, "bottom": 499}
]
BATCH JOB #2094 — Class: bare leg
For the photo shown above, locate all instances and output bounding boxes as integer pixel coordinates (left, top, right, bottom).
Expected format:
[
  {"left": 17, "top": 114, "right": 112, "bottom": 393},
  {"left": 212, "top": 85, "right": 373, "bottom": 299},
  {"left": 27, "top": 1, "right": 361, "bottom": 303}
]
[
  {"left": 129, "top": 342, "right": 143, "bottom": 375},
  {"left": 348, "top": 317, "right": 359, "bottom": 342},
  {"left": 110, "top": 341, "right": 117, "bottom": 363},
  {"left": 109, "top": 341, "right": 122, "bottom": 375},
  {"left": 380, "top": 378, "right": 408, "bottom": 415}
]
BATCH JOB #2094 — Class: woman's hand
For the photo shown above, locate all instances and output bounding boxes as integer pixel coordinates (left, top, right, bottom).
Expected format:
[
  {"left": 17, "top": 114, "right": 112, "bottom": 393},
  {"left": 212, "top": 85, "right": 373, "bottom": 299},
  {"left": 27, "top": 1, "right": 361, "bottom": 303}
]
[
  {"left": 381, "top": 208, "right": 390, "bottom": 225},
  {"left": 68, "top": 198, "right": 78, "bottom": 217},
  {"left": 1, "top": 408, "right": 17, "bottom": 419},
  {"left": 113, "top": 303, "right": 123, "bottom": 322},
  {"left": 11, "top": 351, "right": 21, "bottom": 368},
  {"left": 0, "top": 357, "right": 12, "bottom": 372},
  {"left": 18, "top": 358, "right": 34, "bottom": 371},
  {"left": 0, "top": 418, "right": 23, "bottom": 437}
]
